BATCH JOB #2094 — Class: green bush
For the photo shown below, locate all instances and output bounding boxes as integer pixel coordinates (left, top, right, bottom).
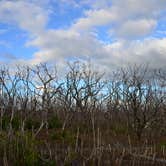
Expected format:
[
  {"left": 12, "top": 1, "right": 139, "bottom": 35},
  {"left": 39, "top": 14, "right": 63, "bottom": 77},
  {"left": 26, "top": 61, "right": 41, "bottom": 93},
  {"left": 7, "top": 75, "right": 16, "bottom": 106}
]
[
  {"left": 13, "top": 132, "right": 39, "bottom": 166},
  {"left": 25, "top": 118, "right": 40, "bottom": 130},
  {"left": 48, "top": 116, "right": 62, "bottom": 129},
  {"left": 158, "top": 141, "right": 166, "bottom": 148},
  {"left": 50, "top": 130, "right": 75, "bottom": 145},
  {"left": 1, "top": 116, "right": 10, "bottom": 130},
  {"left": 0, "top": 131, "right": 60, "bottom": 166},
  {"left": 0, "top": 131, "right": 41, "bottom": 166},
  {"left": 1, "top": 116, "right": 21, "bottom": 130},
  {"left": 12, "top": 116, "right": 21, "bottom": 130}
]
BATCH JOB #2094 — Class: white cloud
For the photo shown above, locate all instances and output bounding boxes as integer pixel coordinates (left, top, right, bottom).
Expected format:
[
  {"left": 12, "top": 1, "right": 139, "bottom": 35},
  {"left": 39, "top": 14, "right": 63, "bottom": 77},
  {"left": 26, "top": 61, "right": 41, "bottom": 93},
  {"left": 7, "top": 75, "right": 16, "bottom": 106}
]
[
  {"left": 0, "top": 1, "right": 48, "bottom": 34},
  {"left": 114, "top": 19, "right": 157, "bottom": 39},
  {"left": 27, "top": 29, "right": 106, "bottom": 64},
  {"left": 72, "top": 9, "right": 116, "bottom": 31},
  {"left": 68, "top": 0, "right": 166, "bottom": 39},
  {"left": 20, "top": 0, "right": 166, "bottom": 70},
  {"left": 111, "top": 0, "right": 166, "bottom": 19},
  {"left": 103, "top": 38, "right": 166, "bottom": 69},
  {"left": 0, "top": 0, "right": 165, "bottom": 72}
]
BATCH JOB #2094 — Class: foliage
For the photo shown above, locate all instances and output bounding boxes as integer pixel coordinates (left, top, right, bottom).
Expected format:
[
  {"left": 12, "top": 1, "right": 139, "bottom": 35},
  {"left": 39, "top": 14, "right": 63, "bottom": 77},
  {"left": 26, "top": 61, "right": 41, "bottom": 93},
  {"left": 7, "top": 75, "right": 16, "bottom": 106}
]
[
  {"left": 48, "top": 115, "right": 62, "bottom": 129},
  {"left": 50, "top": 130, "right": 75, "bottom": 144},
  {"left": 25, "top": 118, "right": 40, "bottom": 130},
  {"left": 1, "top": 115, "right": 21, "bottom": 131},
  {"left": 0, "top": 131, "right": 40, "bottom": 165}
]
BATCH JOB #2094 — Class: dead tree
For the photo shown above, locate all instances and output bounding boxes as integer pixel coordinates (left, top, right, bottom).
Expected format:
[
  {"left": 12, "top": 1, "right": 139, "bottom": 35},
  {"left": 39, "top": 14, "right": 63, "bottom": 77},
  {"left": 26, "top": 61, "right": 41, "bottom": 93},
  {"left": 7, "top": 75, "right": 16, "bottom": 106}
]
[
  {"left": 65, "top": 61, "right": 105, "bottom": 112},
  {"left": 65, "top": 61, "right": 106, "bottom": 150},
  {"left": 108, "top": 65, "right": 165, "bottom": 140},
  {"left": 30, "top": 63, "right": 61, "bottom": 134},
  {"left": 0, "top": 66, "right": 21, "bottom": 133}
]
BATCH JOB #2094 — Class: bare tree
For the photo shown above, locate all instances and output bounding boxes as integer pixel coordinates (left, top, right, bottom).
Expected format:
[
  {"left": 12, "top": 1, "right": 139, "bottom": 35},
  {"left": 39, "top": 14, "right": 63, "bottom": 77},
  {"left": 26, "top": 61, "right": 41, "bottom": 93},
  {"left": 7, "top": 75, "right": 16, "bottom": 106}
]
[
  {"left": 0, "top": 66, "right": 21, "bottom": 133},
  {"left": 30, "top": 63, "right": 61, "bottom": 134},
  {"left": 65, "top": 61, "right": 105, "bottom": 112},
  {"left": 64, "top": 61, "right": 106, "bottom": 151},
  {"left": 107, "top": 65, "right": 165, "bottom": 140}
]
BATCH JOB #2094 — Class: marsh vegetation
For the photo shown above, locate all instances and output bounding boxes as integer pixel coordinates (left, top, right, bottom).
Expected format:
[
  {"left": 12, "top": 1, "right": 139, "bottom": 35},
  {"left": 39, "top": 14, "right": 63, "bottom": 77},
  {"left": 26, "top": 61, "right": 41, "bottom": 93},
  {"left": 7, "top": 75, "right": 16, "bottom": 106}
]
[{"left": 0, "top": 62, "right": 165, "bottom": 165}]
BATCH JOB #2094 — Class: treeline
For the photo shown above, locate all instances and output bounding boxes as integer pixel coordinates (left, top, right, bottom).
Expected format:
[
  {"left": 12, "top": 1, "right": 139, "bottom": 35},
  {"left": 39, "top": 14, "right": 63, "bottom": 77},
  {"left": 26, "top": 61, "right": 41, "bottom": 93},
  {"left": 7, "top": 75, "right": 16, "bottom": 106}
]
[
  {"left": 0, "top": 61, "right": 165, "bottom": 165},
  {"left": 0, "top": 62, "right": 165, "bottom": 138}
]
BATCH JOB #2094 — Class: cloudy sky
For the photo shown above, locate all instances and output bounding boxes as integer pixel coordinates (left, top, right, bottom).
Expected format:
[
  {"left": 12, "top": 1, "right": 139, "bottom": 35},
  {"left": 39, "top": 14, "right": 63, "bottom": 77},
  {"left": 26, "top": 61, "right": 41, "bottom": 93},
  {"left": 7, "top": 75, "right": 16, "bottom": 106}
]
[{"left": 0, "top": 0, "right": 166, "bottom": 71}]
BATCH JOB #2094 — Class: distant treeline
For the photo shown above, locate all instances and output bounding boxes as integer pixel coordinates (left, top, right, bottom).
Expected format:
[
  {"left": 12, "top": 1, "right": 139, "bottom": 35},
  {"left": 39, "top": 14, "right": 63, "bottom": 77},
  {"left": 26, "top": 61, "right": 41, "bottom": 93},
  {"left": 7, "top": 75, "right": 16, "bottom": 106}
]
[{"left": 0, "top": 62, "right": 165, "bottom": 140}]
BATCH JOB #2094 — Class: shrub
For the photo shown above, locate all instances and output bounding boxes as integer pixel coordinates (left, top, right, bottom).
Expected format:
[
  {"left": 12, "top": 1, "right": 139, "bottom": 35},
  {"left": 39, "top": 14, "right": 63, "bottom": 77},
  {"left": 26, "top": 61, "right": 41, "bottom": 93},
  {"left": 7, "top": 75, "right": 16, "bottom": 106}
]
[
  {"left": 12, "top": 116, "right": 21, "bottom": 130},
  {"left": 48, "top": 116, "right": 62, "bottom": 129},
  {"left": 50, "top": 130, "right": 75, "bottom": 145},
  {"left": 1, "top": 115, "right": 21, "bottom": 131},
  {"left": 0, "top": 131, "right": 41, "bottom": 165},
  {"left": 1, "top": 116, "right": 10, "bottom": 130},
  {"left": 158, "top": 141, "right": 166, "bottom": 148},
  {"left": 25, "top": 118, "right": 40, "bottom": 130}
]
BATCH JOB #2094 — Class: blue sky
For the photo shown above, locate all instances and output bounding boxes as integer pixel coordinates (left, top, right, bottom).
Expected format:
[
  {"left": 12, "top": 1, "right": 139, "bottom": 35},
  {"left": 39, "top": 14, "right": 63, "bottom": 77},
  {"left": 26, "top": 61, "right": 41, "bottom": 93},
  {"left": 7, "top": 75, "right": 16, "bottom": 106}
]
[{"left": 0, "top": 0, "right": 166, "bottom": 71}]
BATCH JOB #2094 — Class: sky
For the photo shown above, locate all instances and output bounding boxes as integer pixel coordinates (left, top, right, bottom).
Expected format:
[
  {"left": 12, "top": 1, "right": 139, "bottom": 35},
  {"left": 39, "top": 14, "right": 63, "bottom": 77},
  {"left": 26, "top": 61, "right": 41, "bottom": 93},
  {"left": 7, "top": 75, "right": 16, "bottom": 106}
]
[{"left": 0, "top": 0, "right": 166, "bottom": 72}]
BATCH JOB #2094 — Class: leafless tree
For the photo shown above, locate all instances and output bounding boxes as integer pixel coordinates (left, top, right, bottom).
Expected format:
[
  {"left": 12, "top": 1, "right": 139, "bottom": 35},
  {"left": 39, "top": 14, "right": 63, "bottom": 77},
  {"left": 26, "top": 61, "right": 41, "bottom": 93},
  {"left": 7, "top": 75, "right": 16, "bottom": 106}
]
[
  {"left": 0, "top": 66, "right": 21, "bottom": 133},
  {"left": 110, "top": 65, "right": 165, "bottom": 140},
  {"left": 29, "top": 63, "right": 61, "bottom": 134},
  {"left": 64, "top": 61, "right": 106, "bottom": 150}
]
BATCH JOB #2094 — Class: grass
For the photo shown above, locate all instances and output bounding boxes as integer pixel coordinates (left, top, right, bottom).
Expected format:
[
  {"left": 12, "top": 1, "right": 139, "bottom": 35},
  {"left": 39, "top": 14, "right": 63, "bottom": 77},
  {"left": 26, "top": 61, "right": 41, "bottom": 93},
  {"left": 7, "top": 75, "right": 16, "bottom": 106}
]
[{"left": 0, "top": 112, "right": 165, "bottom": 165}]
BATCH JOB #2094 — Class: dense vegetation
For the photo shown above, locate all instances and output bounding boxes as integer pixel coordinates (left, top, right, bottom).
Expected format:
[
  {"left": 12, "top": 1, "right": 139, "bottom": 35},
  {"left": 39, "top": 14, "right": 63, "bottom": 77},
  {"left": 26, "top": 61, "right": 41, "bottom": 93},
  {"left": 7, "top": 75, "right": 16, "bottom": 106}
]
[{"left": 0, "top": 62, "right": 165, "bottom": 165}]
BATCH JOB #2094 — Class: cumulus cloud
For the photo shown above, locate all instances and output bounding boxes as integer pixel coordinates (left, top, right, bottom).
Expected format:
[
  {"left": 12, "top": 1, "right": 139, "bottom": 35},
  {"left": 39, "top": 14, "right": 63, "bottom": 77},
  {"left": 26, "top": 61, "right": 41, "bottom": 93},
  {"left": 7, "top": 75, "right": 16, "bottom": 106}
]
[
  {"left": 0, "top": 0, "right": 165, "bottom": 71},
  {"left": 27, "top": 29, "right": 106, "bottom": 64},
  {"left": 104, "top": 38, "right": 166, "bottom": 68},
  {"left": 72, "top": 9, "right": 116, "bottom": 31},
  {"left": 0, "top": 1, "right": 48, "bottom": 34},
  {"left": 113, "top": 19, "right": 157, "bottom": 39}
]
